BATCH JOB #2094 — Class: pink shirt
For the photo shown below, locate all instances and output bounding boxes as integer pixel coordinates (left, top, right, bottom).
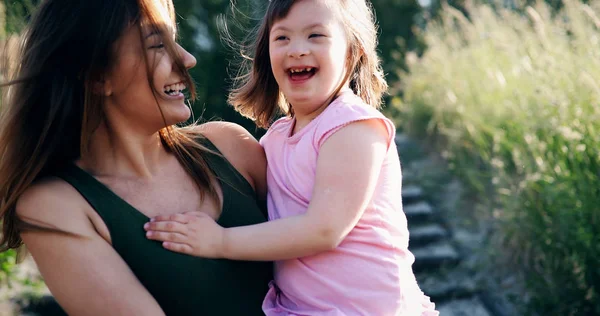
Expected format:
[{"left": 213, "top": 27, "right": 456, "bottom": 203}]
[{"left": 260, "top": 91, "right": 438, "bottom": 316}]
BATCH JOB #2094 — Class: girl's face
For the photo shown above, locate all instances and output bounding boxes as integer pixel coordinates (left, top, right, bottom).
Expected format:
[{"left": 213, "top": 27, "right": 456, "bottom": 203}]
[
  {"left": 269, "top": 0, "right": 349, "bottom": 116},
  {"left": 102, "top": 11, "right": 196, "bottom": 132}
]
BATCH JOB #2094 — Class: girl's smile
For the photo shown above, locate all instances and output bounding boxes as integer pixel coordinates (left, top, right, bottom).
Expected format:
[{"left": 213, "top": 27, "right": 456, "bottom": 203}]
[
  {"left": 269, "top": 0, "right": 349, "bottom": 120},
  {"left": 287, "top": 66, "right": 318, "bottom": 85}
]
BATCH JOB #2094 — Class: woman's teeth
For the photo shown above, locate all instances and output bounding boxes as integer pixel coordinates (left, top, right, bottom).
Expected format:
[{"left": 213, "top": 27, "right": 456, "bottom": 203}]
[{"left": 164, "top": 82, "right": 186, "bottom": 96}]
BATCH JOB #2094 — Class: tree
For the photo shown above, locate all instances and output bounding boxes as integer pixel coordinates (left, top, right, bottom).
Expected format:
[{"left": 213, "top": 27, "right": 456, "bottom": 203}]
[{"left": 174, "top": 0, "right": 266, "bottom": 136}]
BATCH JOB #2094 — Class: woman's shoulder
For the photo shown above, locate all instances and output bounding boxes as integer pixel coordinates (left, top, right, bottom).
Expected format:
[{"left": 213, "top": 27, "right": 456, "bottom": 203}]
[
  {"left": 190, "top": 121, "right": 264, "bottom": 163},
  {"left": 18, "top": 177, "right": 83, "bottom": 216},
  {"left": 17, "top": 176, "right": 96, "bottom": 235},
  {"left": 188, "top": 121, "right": 267, "bottom": 198}
]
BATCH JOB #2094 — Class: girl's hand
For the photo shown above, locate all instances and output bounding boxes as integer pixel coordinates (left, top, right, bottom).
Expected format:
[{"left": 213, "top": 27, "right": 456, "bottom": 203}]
[{"left": 144, "top": 212, "right": 225, "bottom": 258}]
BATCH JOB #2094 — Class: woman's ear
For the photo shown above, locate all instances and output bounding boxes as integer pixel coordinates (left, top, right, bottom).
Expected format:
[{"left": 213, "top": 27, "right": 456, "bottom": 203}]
[{"left": 92, "top": 79, "right": 112, "bottom": 96}]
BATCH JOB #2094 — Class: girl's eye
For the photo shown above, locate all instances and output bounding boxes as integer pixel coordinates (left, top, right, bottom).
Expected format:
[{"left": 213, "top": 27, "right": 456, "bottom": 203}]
[
  {"left": 309, "top": 33, "right": 324, "bottom": 38},
  {"left": 275, "top": 36, "right": 287, "bottom": 41}
]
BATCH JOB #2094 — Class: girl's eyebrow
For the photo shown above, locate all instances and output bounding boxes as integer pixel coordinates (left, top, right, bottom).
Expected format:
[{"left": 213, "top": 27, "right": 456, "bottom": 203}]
[{"left": 271, "top": 23, "right": 325, "bottom": 33}]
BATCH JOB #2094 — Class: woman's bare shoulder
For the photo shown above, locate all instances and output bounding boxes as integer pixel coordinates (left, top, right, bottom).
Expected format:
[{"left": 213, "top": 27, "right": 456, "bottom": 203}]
[
  {"left": 16, "top": 177, "right": 93, "bottom": 234},
  {"left": 191, "top": 122, "right": 267, "bottom": 196},
  {"left": 193, "top": 121, "right": 264, "bottom": 163}
]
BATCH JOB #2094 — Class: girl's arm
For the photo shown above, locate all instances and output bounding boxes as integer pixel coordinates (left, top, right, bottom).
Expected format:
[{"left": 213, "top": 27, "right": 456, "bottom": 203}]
[
  {"left": 146, "top": 118, "right": 390, "bottom": 261},
  {"left": 18, "top": 179, "right": 165, "bottom": 315}
]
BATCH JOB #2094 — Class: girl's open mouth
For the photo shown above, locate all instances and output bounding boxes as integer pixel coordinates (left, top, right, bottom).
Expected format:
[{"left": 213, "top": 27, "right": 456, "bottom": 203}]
[{"left": 288, "top": 67, "right": 317, "bottom": 82}]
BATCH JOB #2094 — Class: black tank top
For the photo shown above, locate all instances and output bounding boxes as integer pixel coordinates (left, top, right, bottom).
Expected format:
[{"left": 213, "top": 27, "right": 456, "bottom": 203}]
[{"left": 56, "top": 137, "right": 272, "bottom": 315}]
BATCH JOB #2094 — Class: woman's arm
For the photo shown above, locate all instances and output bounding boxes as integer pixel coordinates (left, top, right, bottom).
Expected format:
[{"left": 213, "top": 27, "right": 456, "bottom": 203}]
[
  {"left": 17, "top": 179, "right": 165, "bottom": 316},
  {"left": 146, "top": 119, "right": 390, "bottom": 261}
]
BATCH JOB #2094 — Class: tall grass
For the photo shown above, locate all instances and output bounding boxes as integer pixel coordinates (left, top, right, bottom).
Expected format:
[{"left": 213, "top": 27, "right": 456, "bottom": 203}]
[{"left": 396, "top": 1, "right": 600, "bottom": 314}]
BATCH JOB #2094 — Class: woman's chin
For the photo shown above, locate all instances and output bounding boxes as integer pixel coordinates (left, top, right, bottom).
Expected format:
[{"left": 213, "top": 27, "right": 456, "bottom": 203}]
[{"left": 163, "top": 106, "right": 192, "bottom": 126}]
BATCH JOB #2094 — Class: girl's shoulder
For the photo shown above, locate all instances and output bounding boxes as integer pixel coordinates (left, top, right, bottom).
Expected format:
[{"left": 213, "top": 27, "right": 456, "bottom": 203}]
[
  {"left": 264, "top": 116, "right": 293, "bottom": 135},
  {"left": 258, "top": 116, "right": 294, "bottom": 145},
  {"left": 326, "top": 92, "right": 386, "bottom": 119},
  {"left": 312, "top": 92, "right": 395, "bottom": 149}
]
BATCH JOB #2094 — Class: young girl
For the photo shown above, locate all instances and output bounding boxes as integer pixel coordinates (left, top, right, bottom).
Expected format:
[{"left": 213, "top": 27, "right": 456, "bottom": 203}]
[{"left": 145, "top": 0, "right": 438, "bottom": 314}]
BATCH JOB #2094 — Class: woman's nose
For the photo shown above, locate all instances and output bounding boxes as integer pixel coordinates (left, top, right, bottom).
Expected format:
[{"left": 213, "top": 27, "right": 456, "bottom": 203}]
[{"left": 178, "top": 44, "right": 197, "bottom": 69}]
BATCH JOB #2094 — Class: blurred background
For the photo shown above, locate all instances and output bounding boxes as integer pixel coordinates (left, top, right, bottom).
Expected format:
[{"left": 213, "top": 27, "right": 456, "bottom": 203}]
[{"left": 1, "top": 0, "right": 599, "bottom": 315}]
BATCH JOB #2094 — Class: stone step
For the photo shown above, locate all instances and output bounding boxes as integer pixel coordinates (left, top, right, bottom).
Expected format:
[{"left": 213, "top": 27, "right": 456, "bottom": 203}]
[
  {"left": 411, "top": 241, "right": 460, "bottom": 272},
  {"left": 402, "top": 185, "right": 425, "bottom": 204},
  {"left": 437, "top": 297, "right": 492, "bottom": 316},
  {"left": 395, "top": 133, "right": 411, "bottom": 146},
  {"left": 395, "top": 133, "right": 425, "bottom": 164},
  {"left": 409, "top": 223, "right": 448, "bottom": 247},
  {"left": 416, "top": 270, "right": 478, "bottom": 302},
  {"left": 403, "top": 201, "right": 434, "bottom": 223}
]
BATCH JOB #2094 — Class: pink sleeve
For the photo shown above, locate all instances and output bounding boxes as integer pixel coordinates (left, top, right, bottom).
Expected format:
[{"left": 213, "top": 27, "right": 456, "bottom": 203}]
[{"left": 313, "top": 100, "right": 396, "bottom": 151}]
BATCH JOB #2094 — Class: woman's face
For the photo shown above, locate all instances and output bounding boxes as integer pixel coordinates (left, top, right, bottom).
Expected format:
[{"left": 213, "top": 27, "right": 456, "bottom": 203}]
[{"left": 102, "top": 15, "right": 196, "bottom": 131}]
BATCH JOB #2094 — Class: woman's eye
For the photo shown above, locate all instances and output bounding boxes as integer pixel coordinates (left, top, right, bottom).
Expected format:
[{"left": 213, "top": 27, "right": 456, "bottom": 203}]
[{"left": 275, "top": 36, "right": 287, "bottom": 41}]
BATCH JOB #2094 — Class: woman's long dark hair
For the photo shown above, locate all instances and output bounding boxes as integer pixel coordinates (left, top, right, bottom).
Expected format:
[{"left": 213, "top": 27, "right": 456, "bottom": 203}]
[{"left": 0, "top": 0, "right": 220, "bottom": 251}]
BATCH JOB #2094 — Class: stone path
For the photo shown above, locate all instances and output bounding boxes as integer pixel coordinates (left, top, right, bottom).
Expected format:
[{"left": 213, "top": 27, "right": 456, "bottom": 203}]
[{"left": 397, "top": 133, "right": 496, "bottom": 316}]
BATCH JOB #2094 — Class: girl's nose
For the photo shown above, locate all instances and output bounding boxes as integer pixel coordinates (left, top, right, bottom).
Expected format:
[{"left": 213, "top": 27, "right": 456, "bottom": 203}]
[{"left": 287, "top": 41, "right": 310, "bottom": 59}]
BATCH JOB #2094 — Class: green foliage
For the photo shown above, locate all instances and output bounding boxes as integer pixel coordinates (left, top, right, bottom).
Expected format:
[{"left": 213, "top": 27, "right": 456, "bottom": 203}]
[
  {"left": 173, "top": 0, "right": 267, "bottom": 136},
  {"left": 0, "top": 249, "right": 16, "bottom": 282},
  {"left": 396, "top": 1, "right": 600, "bottom": 314},
  {"left": 370, "top": 0, "right": 424, "bottom": 75},
  {"left": 2, "top": 0, "right": 38, "bottom": 35}
]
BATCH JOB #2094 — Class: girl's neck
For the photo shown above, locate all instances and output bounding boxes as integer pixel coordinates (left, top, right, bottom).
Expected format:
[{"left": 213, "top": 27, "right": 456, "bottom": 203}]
[
  {"left": 78, "top": 120, "right": 171, "bottom": 180},
  {"left": 291, "top": 88, "right": 352, "bottom": 135}
]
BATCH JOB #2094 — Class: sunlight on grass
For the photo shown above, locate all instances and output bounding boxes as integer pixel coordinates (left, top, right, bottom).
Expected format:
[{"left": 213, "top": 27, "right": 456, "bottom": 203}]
[{"left": 397, "top": 1, "right": 600, "bottom": 314}]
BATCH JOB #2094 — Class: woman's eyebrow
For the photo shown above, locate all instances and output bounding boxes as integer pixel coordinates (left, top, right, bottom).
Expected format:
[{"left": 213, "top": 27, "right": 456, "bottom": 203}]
[
  {"left": 143, "top": 24, "right": 175, "bottom": 39},
  {"left": 144, "top": 29, "right": 163, "bottom": 39}
]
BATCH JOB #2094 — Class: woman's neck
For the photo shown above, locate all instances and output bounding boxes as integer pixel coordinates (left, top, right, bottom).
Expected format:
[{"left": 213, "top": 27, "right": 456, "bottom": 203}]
[{"left": 78, "top": 120, "right": 170, "bottom": 180}]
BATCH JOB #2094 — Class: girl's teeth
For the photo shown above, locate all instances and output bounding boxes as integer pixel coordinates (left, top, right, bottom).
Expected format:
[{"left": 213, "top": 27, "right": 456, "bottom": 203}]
[{"left": 290, "top": 68, "right": 313, "bottom": 73}]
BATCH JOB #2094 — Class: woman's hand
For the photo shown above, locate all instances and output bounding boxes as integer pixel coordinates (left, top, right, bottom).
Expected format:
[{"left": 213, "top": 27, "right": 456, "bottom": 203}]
[{"left": 144, "top": 212, "right": 226, "bottom": 258}]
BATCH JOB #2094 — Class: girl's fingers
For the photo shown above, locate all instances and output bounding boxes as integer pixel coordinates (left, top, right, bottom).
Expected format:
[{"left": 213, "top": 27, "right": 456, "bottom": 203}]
[
  {"left": 150, "top": 213, "right": 191, "bottom": 223},
  {"left": 146, "top": 231, "right": 187, "bottom": 243},
  {"left": 144, "top": 221, "right": 187, "bottom": 233},
  {"left": 162, "top": 242, "right": 194, "bottom": 255}
]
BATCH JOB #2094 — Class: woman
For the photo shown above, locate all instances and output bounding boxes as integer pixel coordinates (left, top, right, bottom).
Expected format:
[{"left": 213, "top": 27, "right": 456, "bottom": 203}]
[{"left": 0, "top": 0, "right": 272, "bottom": 315}]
